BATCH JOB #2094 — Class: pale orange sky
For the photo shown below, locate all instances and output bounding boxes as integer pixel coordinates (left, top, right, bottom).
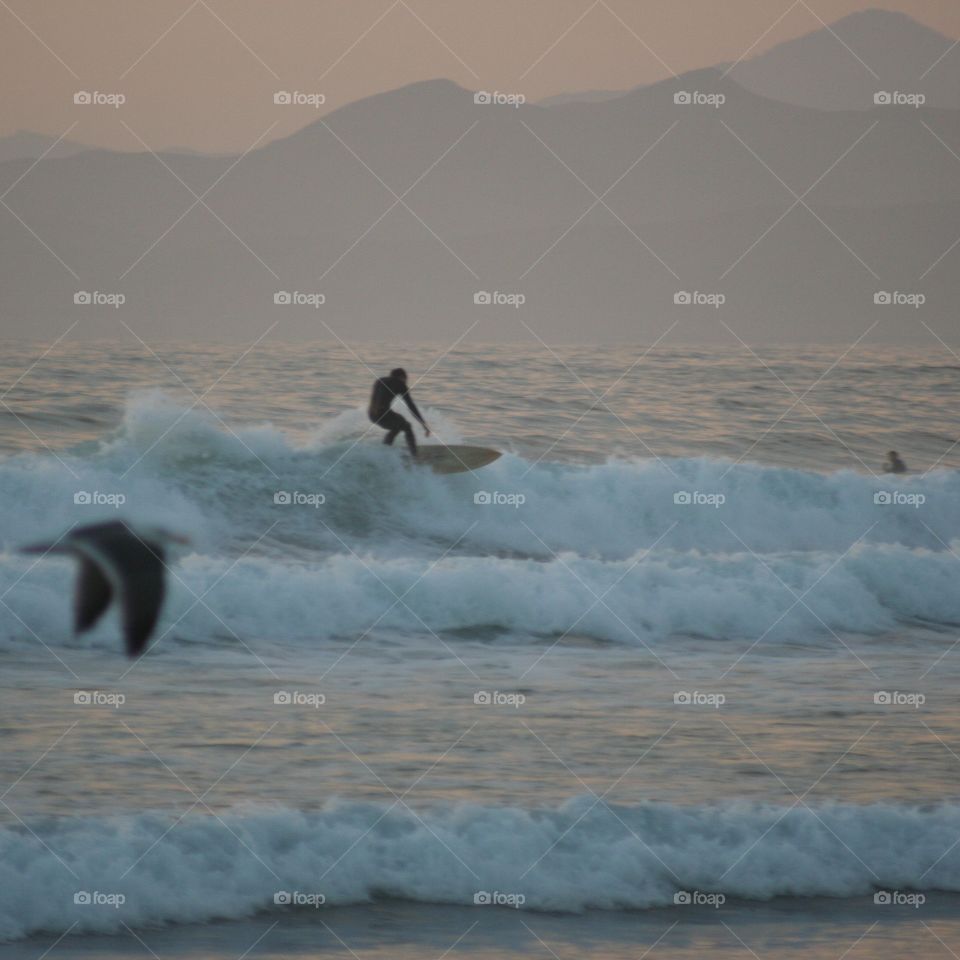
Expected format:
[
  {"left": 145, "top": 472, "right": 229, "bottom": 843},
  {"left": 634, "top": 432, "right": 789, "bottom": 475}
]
[{"left": 2, "top": 0, "right": 959, "bottom": 153}]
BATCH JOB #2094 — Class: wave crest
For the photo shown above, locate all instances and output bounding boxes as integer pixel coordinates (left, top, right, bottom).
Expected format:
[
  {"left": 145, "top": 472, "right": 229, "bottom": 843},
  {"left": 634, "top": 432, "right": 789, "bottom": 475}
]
[{"left": 1, "top": 798, "right": 959, "bottom": 940}]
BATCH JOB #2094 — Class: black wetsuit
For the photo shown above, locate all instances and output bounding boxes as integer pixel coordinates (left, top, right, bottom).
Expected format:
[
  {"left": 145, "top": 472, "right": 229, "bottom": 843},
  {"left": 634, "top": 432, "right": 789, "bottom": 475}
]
[{"left": 368, "top": 376, "right": 425, "bottom": 454}]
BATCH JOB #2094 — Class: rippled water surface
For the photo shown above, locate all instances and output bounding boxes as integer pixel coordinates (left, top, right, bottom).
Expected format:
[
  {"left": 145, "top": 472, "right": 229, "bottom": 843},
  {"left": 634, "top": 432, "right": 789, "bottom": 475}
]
[{"left": 0, "top": 340, "right": 958, "bottom": 954}]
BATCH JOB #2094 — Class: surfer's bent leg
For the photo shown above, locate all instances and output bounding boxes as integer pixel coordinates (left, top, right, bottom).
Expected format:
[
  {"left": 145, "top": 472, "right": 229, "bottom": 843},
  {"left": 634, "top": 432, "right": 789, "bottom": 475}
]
[
  {"left": 372, "top": 410, "right": 415, "bottom": 454},
  {"left": 401, "top": 420, "right": 417, "bottom": 455}
]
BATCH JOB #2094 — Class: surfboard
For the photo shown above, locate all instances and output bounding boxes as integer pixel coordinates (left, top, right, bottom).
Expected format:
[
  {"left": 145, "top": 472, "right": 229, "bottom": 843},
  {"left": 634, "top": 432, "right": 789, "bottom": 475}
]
[{"left": 411, "top": 444, "right": 502, "bottom": 475}]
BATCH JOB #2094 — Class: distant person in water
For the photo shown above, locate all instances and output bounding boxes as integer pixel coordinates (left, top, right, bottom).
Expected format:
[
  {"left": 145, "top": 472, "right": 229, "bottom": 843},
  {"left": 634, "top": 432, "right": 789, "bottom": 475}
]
[
  {"left": 882, "top": 450, "right": 907, "bottom": 474},
  {"left": 368, "top": 368, "right": 430, "bottom": 455}
]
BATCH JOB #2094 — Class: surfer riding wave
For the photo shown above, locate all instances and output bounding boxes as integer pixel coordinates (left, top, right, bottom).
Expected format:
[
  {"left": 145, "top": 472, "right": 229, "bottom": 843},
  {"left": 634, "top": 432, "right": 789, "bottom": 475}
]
[{"left": 368, "top": 368, "right": 430, "bottom": 455}]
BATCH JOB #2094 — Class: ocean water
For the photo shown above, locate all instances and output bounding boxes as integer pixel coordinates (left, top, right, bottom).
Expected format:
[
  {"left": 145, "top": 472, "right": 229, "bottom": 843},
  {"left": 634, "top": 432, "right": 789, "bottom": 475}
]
[{"left": 0, "top": 340, "right": 959, "bottom": 958}]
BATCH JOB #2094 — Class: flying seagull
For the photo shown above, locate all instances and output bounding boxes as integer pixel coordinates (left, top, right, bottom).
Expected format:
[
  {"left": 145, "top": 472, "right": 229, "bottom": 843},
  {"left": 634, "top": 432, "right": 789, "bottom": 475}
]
[{"left": 21, "top": 520, "right": 188, "bottom": 657}]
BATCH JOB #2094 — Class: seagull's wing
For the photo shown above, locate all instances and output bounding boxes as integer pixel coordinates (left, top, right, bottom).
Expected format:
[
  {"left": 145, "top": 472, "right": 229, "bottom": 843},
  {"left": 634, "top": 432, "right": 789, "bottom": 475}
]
[
  {"left": 74, "top": 556, "right": 113, "bottom": 633},
  {"left": 117, "top": 545, "right": 167, "bottom": 657},
  {"left": 71, "top": 525, "right": 168, "bottom": 658},
  {"left": 21, "top": 521, "right": 174, "bottom": 658},
  {"left": 20, "top": 540, "right": 113, "bottom": 632},
  {"left": 20, "top": 542, "right": 68, "bottom": 555}
]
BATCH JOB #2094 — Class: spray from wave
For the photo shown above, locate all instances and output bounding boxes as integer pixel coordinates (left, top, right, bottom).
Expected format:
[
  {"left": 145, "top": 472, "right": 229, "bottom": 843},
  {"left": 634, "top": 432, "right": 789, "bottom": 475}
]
[
  {"left": 0, "top": 798, "right": 957, "bottom": 941},
  {"left": 0, "top": 392, "right": 958, "bottom": 650},
  {"left": 2, "top": 539, "right": 959, "bottom": 652}
]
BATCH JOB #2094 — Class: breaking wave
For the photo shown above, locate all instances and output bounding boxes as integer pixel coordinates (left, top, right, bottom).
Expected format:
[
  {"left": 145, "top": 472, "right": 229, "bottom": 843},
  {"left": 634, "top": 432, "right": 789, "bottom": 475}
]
[
  {"left": 0, "top": 392, "right": 957, "bottom": 650},
  {"left": 1, "top": 797, "right": 958, "bottom": 940}
]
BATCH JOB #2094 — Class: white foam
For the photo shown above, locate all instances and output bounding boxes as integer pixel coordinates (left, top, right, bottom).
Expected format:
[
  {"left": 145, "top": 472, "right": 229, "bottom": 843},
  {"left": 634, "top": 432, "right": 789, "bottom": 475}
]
[
  {"left": 1, "top": 393, "right": 958, "bottom": 649},
  {"left": 3, "top": 392, "right": 958, "bottom": 559},
  {"left": 1, "top": 539, "right": 957, "bottom": 652},
  {"left": 0, "top": 798, "right": 958, "bottom": 940}
]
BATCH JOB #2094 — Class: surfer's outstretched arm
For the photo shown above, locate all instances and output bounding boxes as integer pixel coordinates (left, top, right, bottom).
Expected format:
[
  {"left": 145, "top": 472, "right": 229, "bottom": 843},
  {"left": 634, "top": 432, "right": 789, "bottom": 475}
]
[{"left": 402, "top": 390, "right": 430, "bottom": 436}]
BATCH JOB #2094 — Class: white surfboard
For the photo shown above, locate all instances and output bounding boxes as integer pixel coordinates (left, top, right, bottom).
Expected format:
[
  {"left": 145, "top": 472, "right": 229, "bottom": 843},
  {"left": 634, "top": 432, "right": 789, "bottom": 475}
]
[{"left": 411, "top": 444, "right": 502, "bottom": 475}]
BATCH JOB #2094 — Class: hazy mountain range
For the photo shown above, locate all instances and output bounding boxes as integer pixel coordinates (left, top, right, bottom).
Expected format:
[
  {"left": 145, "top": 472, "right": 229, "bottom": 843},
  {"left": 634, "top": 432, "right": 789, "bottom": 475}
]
[
  {"left": 1, "top": 8, "right": 958, "bottom": 343},
  {"left": 0, "top": 132, "right": 94, "bottom": 165},
  {"left": 728, "top": 9, "right": 960, "bottom": 111}
]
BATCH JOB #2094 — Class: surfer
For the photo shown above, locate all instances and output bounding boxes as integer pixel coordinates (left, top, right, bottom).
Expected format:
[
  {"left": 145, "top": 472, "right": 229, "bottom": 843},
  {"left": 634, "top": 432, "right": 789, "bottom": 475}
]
[
  {"left": 368, "top": 368, "right": 430, "bottom": 455},
  {"left": 882, "top": 450, "right": 907, "bottom": 474}
]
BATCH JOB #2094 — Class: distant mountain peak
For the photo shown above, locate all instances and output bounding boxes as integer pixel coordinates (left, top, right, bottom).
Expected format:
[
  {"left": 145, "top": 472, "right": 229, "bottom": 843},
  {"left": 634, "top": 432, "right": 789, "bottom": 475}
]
[
  {"left": 827, "top": 7, "right": 949, "bottom": 37},
  {"left": 728, "top": 7, "right": 958, "bottom": 110}
]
